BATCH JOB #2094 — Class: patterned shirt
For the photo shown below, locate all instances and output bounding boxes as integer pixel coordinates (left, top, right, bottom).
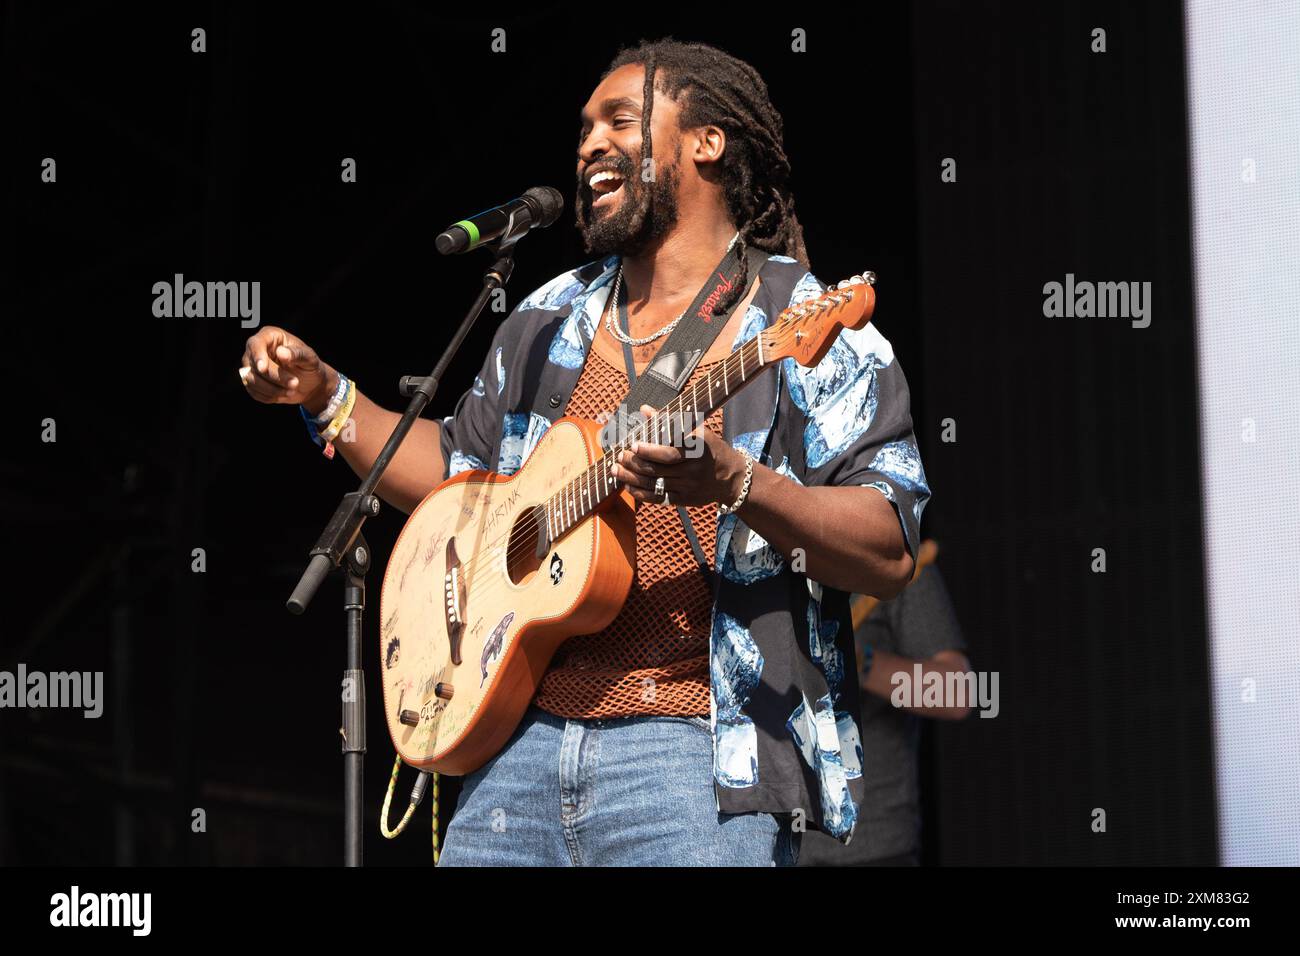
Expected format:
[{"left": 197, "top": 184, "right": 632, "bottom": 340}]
[{"left": 438, "top": 252, "right": 931, "bottom": 842}]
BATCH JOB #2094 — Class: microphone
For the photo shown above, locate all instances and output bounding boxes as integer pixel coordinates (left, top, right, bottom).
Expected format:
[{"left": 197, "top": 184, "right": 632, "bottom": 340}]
[{"left": 435, "top": 186, "right": 565, "bottom": 255}]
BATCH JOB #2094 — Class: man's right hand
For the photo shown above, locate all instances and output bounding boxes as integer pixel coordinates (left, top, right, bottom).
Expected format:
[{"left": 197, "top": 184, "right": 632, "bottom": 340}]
[
  {"left": 240, "top": 325, "right": 445, "bottom": 514},
  {"left": 241, "top": 327, "right": 339, "bottom": 416}
]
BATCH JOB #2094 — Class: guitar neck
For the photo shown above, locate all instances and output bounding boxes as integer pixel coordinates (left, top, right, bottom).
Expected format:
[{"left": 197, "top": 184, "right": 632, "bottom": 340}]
[{"left": 540, "top": 331, "right": 775, "bottom": 543}]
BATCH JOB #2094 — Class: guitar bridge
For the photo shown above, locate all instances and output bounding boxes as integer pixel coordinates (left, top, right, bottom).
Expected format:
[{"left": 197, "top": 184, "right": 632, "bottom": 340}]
[{"left": 444, "top": 537, "right": 467, "bottom": 665}]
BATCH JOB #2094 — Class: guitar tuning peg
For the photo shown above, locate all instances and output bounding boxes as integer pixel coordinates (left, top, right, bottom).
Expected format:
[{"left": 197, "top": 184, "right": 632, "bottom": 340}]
[
  {"left": 847, "top": 275, "right": 864, "bottom": 285},
  {"left": 861, "top": 271, "right": 877, "bottom": 286}
]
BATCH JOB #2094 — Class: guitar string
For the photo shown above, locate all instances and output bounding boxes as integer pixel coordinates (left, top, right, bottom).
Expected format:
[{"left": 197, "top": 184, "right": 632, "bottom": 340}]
[
  {"left": 444, "top": 328, "right": 777, "bottom": 597},
  {"left": 443, "top": 336, "right": 769, "bottom": 610},
  {"left": 431, "top": 292, "right": 850, "bottom": 606},
  {"left": 448, "top": 289, "right": 852, "bottom": 597},
  {"left": 441, "top": 295, "right": 846, "bottom": 604}
]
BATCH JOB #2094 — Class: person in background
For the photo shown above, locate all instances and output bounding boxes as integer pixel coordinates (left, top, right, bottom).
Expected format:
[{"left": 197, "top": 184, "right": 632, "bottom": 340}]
[{"left": 799, "top": 543, "right": 970, "bottom": 866}]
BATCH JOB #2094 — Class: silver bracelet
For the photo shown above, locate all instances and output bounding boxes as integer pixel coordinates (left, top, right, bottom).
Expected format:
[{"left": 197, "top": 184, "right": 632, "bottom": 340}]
[{"left": 717, "top": 451, "right": 756, "bottom": 515}]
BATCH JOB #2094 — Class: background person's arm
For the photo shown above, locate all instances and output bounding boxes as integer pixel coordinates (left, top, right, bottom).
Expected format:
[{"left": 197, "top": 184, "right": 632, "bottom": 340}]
[
  {"left": 864, "top": 648, "right": 973, "bottom": 720},
  {"left": 859, "top": 563, "right": 973, "bottom": 719}
]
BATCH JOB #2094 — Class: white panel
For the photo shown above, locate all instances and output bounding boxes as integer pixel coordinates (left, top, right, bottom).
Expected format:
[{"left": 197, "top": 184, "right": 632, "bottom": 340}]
[{"left": 1186, "top": 0, "right": 1300, "bottom": 865}]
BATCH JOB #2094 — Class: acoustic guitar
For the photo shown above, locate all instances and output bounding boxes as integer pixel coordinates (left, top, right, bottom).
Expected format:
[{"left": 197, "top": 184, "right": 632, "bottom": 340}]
[{"left": 380, "top": 272, "right": 877, "bottom": 775}]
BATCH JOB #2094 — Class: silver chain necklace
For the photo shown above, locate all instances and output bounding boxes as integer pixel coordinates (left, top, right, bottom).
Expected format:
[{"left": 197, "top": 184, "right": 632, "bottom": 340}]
[
  {"left": 604, "top": 267, "right": 683, "bottom": 346},
  {"left": 603, "top": 232, "right": 740, "bottom": 347}
]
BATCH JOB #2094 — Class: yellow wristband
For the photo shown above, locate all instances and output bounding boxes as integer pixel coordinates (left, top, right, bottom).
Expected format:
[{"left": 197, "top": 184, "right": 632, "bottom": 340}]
[{"left": 321, "top": 380, "right": 357, "bottom": 443}]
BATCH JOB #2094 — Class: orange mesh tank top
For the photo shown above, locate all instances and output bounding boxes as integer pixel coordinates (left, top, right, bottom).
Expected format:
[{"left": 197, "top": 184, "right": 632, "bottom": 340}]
[{"left": 531, "top": 347, "right": 721, "bottom": 719}]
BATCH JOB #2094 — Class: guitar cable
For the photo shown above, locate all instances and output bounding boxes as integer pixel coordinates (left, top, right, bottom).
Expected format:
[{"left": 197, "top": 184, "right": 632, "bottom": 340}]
[{"left": 380, "top": 754, "right": 442, "bottom": 865}]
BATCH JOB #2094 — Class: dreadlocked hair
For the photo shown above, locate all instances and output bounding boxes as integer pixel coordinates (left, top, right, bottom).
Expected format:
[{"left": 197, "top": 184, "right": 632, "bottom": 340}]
[{"left": 602, "top": 39, "right": 809, "bottom": 316}]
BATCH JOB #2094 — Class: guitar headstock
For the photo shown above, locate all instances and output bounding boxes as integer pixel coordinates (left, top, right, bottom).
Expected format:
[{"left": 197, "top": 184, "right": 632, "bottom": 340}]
[{"left": 764, "top": 271, "right": 877, "bottom": 368}]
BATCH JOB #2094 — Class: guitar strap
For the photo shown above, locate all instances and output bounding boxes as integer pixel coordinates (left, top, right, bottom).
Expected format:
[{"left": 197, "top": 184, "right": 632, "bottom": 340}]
[
  {"left": 603, "top": 243, "right": 768, "bottom": 585},
  {"left": 612, "top": 243, "right": 768, "bottom": 417}
]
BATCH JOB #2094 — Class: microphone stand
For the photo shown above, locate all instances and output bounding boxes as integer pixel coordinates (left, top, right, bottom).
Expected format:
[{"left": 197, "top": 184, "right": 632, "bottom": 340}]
[{"left": 285, "top": 230, "right": 525, "bottom": 867}]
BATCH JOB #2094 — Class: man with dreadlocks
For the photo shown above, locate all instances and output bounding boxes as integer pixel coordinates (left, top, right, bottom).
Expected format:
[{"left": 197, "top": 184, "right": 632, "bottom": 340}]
[{"left": 240, "top": 39, "right": 930, "bottom": 866}]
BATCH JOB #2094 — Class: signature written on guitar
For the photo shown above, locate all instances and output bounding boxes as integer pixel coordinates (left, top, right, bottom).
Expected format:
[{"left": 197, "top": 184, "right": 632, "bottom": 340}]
[{"left": 483, "top": 487, "right": 521, "bottom": 534}]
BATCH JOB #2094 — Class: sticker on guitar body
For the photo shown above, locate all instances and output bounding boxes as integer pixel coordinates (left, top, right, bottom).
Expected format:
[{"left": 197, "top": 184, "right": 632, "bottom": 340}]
[{"left": 480, "top": 612, "right": 515, "bottom": 687}]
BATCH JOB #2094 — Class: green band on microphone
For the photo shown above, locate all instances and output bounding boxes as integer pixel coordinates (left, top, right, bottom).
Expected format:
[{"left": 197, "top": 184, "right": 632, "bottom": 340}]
[{"left": 454, "top": 219, "right": 481, "bottom": 248}]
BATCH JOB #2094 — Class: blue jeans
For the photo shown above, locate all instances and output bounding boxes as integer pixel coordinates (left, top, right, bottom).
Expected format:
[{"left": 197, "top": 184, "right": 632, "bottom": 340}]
[{"left": 438, "top": 707, "right": 800, "bottom": 867}]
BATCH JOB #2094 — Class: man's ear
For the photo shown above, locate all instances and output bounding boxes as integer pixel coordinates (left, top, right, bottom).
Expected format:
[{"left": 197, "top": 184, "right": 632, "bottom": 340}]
[{"left": 692, "top": 124, "right": 727, "bottom": 165}]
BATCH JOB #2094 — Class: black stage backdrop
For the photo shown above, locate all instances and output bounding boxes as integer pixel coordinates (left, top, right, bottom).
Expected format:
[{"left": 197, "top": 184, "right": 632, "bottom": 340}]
[
  {"left": 0, "top": 0, "right": 1212, "bottom": 866},
  {"left": 912, "top": 0, "right": 1213, "bottom": 866}
]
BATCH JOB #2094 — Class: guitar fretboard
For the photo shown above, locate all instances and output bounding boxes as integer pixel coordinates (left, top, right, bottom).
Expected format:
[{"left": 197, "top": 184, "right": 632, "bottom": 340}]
[
  {"left": 540, "top": 328, "right": 772, "bottom": 544},
  {"left": 536, "top": 280, "right": 865, "bottom": 547}
]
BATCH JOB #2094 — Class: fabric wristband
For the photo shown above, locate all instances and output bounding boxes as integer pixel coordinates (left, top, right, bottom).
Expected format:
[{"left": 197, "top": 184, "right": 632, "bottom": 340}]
[
  {"left": 299, "top": 404, "right": 327, "bottom": 447},
  {"left": 299, "top": 374, "right": 354, "bottom": 454},
  {"left": 314, "top": 372, "right": 350, "bottom": 424},
  {"left": 320, "top": 380, "right": 357, "bottom": 443}
]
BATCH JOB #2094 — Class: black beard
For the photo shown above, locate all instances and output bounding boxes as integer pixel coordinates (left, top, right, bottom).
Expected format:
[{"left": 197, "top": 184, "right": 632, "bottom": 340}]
[{"left": 576, "top": 149, "right": 682, "bottom": 258}]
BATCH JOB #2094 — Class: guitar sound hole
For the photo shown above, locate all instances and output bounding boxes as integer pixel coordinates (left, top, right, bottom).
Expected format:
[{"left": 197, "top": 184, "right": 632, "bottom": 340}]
[{"left": 505, "top": 510, "right": 543, "bottom": 585}]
